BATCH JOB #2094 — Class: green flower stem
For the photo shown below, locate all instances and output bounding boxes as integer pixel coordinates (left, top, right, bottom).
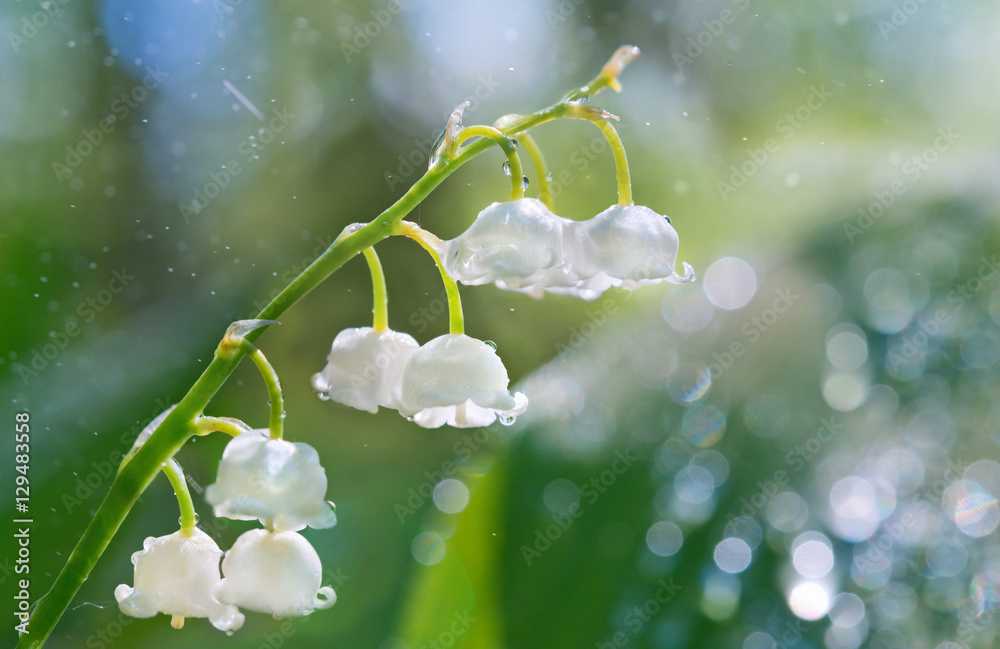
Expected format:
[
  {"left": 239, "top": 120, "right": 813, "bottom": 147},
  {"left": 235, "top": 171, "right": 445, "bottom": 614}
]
[
  {"left": 161, "top": 459, "right": 198, "bottom": 536},
  {"left": 458, "top": 125, "right": 524, "bottom": 201},
  {"left": 247, "top": 346, "right": 284, "bottom": 440},
  {"left": 194, "top": 415, "right": 251, "bottom": 437},
  {"left": 394, "top": 221, "right": 464, "bottom": 335},
  {"left": 588, "top": 117, "right": 633, "bottom": 206},
  {"left": 362, "top": 247, "right": 389, "bottom": 332},
  {"left": 515, "top": 132, "right": 554, "bottom": 210},
  {"left": 18, "top": 46, "right": 639, "bottom": 649}
]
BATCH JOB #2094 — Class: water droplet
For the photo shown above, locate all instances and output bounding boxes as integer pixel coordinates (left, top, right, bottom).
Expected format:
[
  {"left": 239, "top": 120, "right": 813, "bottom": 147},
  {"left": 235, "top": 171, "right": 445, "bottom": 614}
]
[
  {"left": 483, "top": 340, "right": 497, "bottom": 350},
  {"left": 508, "top": 138, "right": 518, "bottom": 149},
  {"left": 545, "top": 172, "right": 553, "bottom": 181},
  {"left": 501, "top": 160, "right": 511, "bottom": 176},
  {"left": 522, "top": 176, "right": 530, "bottom": 190},
  {"left": 499, "top": 414, "right": 516, "bottom": 426}
]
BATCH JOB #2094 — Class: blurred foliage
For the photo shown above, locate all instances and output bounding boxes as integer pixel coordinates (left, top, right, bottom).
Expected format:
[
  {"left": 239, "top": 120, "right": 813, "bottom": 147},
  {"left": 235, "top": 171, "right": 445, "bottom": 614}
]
[{"left": 2, "top": 0, "right": 1000, "bottom": 648}]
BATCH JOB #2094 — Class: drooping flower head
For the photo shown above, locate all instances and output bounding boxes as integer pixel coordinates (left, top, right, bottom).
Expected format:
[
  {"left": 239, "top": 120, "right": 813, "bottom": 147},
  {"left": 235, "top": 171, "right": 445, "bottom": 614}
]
[
  {"left": 115, "top": 529, "right": 244, "bottom": 632},
  {"left": 442, "top": 198, "right": 568, "bottom": 287},
  {"left": 213, "top": 529, "right": 336, "bottom": 619},
  {"left": 205, "top": 430, "right": 337, "bottom": 532},
  {"left": 398, "top": 333, "right": 528, "bottom": 428},
  {"left": 571, "top": 204, "right": 696, "bottom": 289},
  {"left": 311, "top": 327, "right": 418, "bottom": 412}
]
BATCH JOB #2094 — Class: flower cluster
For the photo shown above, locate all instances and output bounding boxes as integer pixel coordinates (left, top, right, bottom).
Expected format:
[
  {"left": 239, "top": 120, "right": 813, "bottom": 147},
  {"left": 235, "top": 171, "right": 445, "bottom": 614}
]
[
  {"left": 116, "top": 429, "right": 337, "bottom": 632},
  {"left": 313, "top": 329, "right": 527, "bottom": 428},
  {"left": 442, "top": 199, "right": 695, "bottom": 301}
]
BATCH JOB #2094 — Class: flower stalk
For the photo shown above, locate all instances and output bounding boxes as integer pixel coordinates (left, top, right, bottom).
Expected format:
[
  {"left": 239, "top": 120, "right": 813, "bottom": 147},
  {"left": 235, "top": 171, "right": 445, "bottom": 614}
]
[
  {"left": 363, "top": 247, "right": 390, "bottom": 333},
  {"left": 395, "top": 221, "right": 465, "bottom": 335},
  {"left": 515, "top": 132, "right": 554, "bottom": 210},
  {"left": 161, "top": 459, "right": 198, "bottom": 536},
  {"left": 458, "top": 125, "right": 525, "bottom": 201}
]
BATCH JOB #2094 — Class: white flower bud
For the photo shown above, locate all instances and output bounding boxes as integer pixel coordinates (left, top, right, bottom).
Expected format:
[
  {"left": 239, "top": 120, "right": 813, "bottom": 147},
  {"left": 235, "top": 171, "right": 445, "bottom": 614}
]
[
  {"left": 213, "top": 529, "right": 336, "bottom": 619},
  {"left": 571, "top": 204, "right": 696, "bottom": 289},
  {"left": 205, "top": 430, "right": 337, "bottom": 532},
  {"left": 115, "top": 529, "right": 244, "bottom": 632},
  {"left": 398, "top": 334, "right": 528, "bottom": 428},
  {"left": 312, "top": 327, "right": 419, "bottom": 412},
  {"left": 443, "top": 198, "right": 569, "bottom": 286}
]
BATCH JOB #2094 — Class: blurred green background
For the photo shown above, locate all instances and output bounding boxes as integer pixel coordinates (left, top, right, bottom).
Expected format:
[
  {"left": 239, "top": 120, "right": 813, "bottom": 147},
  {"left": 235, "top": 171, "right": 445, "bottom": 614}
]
[{"left": 3, "top": 1, "right": 1000, "bottom": 648}]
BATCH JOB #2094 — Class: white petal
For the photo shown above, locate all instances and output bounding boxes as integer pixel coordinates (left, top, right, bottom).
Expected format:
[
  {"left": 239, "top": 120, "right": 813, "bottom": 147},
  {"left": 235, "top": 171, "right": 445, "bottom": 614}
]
[
  {"left": 115, "top": 529, "right": 243, "bottom": 631},
  {"left": 313, "top": 327, "right": 418, "bottom": 412},
  {"left": 399, "top": 335, "right": 512, "bottom": 413},
  {"left": 206, "top": 431, "right": 336, "bottom": 532},
  {"left": 444, "top": 198, "right": 568, "bottom": 285},
  {"left": 574, "top": 205, "right": 688, "bottom": 284},
  {"left": 216, "top": 530, "right": 334, "bottom": 619}
]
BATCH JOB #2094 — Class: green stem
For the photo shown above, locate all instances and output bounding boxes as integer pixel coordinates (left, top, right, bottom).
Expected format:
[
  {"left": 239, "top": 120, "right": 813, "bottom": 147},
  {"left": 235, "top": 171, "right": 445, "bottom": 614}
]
[
  {"left": 588, "top": 118, "right": 632, "bottom": 206},
  {"left": 395, "top": 222, "right": 464, "bottom": 335},
  {"left": 194, "top": 415, "right": 251, "bottom": 437},
  {"left": 161, "top": 459, "right": 197, "bottom": 536},
  {"left": 516, "top": 133, "right": 554, "bottom": 210},
  {"left": 362, "top": 247, "right": 389, "bottom": 332},
  {"left": 458, "top": 125, "right": 524, "bottom": 201},
  {"left": 247, "top": 346, "right": 284, "bottom": 440},
  {"left": 17, "top": 47, "right": 638, "bottom": 649}
]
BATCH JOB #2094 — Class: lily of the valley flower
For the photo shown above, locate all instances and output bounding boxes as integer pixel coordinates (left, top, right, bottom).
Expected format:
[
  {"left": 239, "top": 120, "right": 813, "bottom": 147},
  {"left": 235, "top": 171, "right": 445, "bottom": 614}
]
[
  {"left": 213, "top": 529, "right": 336, "bottom": 619},
  {"left": 444, "top": 202, "right": 694, "bottom": 301},
  {"left": 205, "top": 430, "right": 337, "bottom": 532},
  {"left": 442, "top": 198, "right": 569, "bottom": 287},
  {"left": 115, "top": 529, "right": 244, "bottom": 632},
  {"left": 311, "top": 327, "right": 419, "bottom": 412},
  {"left": 571, "top": 204, "right": 696, "bottom": 289},
  {"left": 398, "top": 333, "right": 528, "bottom": 428}
]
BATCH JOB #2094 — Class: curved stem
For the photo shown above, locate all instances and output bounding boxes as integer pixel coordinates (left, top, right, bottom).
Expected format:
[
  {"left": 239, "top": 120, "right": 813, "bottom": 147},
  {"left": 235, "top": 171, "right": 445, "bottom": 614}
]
[
  {"left": 588, "top": 118, "right": 632, "bottom": 206},
  {"left": 195, "top": 415, "right": 251, "bottom": 437},
  {"left": 362, "top": 247, "right": 389, "bottom": 332},
  {"left": 161, "top": 459, "right": 197, "bottom": 536},
  {"left": 394, "top": 222, "right": 464, "bottom": 335},
  {"left": 247, "top": 346, "right": 284, "bottom": 440},
  {"left": 458, "top": 125, "right": 524, "bottom": 201},
  {"left": 17, "top": 48, "right": 638, "bottom": 649},
  {"left": 516, "top": 132, "right": 554, "bottom": 210}
]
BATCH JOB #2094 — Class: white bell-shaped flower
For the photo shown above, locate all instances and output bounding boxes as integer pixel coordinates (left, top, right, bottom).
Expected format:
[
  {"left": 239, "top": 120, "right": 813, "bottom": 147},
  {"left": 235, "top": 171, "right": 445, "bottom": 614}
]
[
  {"left": 205, "top": 430, "right": 337, "bottom": 532},
  {"left": 311, "top": 327, "right": 419, "bottom": 412},
  {"left": 213, "top": 529, "right": 336, "bottom": 619},
  {"left": 443, "top": 198, "right": 569, "bottom": 287},
  {"left": 398, "top": 334, "right": 528, "bottom": 428},
  {"left": 571, "top": 204, "right": 696, "bottom": 290},
  {"left": 114, "top": 529, "right": 244, "bottom": 632}
]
